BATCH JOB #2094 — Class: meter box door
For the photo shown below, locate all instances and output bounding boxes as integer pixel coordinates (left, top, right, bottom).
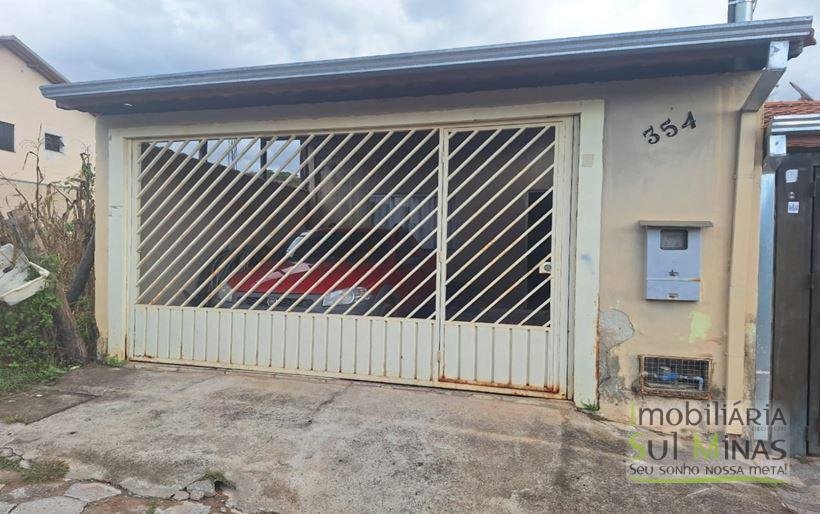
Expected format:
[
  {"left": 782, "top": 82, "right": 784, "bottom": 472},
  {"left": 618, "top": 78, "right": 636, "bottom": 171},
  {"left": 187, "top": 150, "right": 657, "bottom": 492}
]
[{"left": 639, "top": 221, "right": 712, "bottom": 301}]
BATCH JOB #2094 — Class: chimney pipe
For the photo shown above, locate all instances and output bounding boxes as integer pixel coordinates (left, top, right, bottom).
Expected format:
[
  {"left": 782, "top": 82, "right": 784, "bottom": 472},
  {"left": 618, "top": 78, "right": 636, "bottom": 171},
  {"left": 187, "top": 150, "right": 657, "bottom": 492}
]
[{"left": 728, "top": 0, "right": 755, "bottom": 23}]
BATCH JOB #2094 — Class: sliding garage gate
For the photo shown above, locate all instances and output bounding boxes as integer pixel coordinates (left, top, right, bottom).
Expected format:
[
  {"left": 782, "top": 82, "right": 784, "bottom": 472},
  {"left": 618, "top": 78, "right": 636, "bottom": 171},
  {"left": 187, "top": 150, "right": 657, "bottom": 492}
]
[{"left": 129, "top": 118, "right": 574, "bottom": 397}]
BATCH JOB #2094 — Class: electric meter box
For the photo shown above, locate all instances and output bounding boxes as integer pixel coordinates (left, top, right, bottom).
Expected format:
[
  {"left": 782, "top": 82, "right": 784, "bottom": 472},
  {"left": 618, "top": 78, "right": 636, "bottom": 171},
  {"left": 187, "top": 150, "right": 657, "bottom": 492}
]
[{"left": 639, "top": 221, "right": 712, "bottom": 301}]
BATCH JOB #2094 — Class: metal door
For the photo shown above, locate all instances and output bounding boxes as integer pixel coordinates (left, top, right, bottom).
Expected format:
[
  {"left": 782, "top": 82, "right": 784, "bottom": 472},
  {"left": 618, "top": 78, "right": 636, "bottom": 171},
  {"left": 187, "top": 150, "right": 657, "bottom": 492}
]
[
  {"left": 772, "top": 157, "right": 820, "bottom": 456},
  {"left": 810, "top": 165, "right": 820, "bottom": 455},
  {"left": 438, "top": 122, "right": 571, "bottom": 393}
]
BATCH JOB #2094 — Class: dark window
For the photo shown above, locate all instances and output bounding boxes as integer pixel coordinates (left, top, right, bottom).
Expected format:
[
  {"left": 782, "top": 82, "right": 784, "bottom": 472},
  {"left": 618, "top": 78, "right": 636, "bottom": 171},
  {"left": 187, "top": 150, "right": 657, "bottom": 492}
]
[
  {"left": 0, "top": 121, "right": 13, "bottom": 152},
  {"left": 44, "top": 133, "right": 64, "bottom": 153}
]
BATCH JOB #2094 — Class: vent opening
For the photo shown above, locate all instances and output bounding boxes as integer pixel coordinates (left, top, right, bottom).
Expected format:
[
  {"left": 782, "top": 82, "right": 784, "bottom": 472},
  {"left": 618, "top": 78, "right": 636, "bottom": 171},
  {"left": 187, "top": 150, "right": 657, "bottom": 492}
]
[{"left": 640, "top": 356, "right": 710, "bottom": 399}]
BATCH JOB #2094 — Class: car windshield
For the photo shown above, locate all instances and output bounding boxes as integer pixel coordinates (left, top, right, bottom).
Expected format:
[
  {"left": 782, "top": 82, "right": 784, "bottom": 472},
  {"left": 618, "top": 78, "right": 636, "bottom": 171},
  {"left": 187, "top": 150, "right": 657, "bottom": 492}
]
[{"left": 286, "top": 230, "right": 393, "bottom": 264}]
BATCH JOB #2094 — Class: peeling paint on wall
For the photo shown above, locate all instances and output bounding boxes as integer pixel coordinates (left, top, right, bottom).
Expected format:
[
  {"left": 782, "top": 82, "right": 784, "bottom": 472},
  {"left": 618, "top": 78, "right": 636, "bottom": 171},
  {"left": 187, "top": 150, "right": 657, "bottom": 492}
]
[
  {"left": 688, "top": 311, "right": 711, "bottom": 344},
  {"left": 598, "top": 308, "right": 635, "bottom": 401}
]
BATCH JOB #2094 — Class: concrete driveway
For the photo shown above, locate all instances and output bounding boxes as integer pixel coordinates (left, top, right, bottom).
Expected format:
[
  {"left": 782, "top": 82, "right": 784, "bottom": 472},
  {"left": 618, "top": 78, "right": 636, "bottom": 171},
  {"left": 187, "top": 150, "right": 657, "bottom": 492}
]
[{"left": 0, "top": 365, "right": 803, "bottom": 512}]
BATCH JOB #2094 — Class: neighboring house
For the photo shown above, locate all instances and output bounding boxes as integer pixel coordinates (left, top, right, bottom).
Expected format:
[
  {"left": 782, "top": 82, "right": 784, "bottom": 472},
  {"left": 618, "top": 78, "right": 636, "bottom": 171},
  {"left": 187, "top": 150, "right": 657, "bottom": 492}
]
[
  {"left": 0, "top": 35, "right": 95, "bottom": 211},
  {"left": 759, "top": 100, "right": 820, "bottom": 456},
  {"left": 41, "top": 13, "right": 815, "bottom": 444}
]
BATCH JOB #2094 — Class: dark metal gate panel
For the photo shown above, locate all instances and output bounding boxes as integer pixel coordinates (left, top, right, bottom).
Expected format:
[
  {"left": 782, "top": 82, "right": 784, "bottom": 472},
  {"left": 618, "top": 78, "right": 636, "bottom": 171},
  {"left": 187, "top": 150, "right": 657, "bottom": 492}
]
[
  {"left": 810, "top": 165, "right": 820, "bottom": 455},
  {"left": 772, "top": 154, "right": 820, "bottom": 457}
]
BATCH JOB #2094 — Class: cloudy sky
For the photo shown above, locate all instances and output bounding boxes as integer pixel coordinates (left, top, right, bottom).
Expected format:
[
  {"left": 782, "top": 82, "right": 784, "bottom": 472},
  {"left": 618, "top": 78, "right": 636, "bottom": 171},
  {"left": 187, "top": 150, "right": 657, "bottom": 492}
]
[{"left": 0, "top": 0, "right": 817, "bottom": 100}]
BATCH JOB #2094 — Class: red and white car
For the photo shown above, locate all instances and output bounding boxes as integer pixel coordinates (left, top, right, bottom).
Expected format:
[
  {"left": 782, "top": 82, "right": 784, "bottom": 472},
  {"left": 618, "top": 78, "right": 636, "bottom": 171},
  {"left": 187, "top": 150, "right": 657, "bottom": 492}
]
[{"left": 214, "top": 227, "right": 435, "bottom": 316}]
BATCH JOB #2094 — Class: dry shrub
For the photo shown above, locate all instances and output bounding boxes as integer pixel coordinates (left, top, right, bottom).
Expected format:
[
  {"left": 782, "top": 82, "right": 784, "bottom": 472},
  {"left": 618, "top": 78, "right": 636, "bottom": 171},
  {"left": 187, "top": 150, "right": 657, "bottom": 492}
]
[
  {"left": 4, "top": 144, "right": 95, "bottom": 283},
  {"left": 0, "top": 136, "right": 97, "bottom": 356}
]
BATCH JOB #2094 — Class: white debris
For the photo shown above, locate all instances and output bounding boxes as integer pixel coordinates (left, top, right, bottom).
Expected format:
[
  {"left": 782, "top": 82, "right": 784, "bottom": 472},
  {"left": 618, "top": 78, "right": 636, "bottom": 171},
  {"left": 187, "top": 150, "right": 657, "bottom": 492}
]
[{"left": 0, "top": 244, "right": 50, "bottom": 306}]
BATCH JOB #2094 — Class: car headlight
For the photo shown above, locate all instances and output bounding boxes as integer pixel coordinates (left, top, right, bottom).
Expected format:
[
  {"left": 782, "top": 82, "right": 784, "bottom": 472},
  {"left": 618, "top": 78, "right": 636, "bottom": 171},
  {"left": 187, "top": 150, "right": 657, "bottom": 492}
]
[
  {"left": 216, "top": 285, "right": 235, "bottom": 303},
  {"left": 322, "top": 287, "right": 370, "bottom": 307}
]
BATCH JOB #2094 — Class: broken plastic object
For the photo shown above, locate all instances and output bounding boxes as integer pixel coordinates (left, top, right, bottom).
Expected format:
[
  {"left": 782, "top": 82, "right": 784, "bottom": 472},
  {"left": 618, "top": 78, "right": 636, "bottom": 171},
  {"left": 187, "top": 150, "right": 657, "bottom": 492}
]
[{"left": 0, "top": 243, "right": 50, "bottom": 306}]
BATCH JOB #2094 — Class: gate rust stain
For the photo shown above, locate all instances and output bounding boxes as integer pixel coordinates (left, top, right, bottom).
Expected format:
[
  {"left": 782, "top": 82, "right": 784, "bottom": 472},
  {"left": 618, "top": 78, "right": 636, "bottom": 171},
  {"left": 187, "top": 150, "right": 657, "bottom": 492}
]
[{"left": 438, "top": 375, "right": 560, "bottom": 394}]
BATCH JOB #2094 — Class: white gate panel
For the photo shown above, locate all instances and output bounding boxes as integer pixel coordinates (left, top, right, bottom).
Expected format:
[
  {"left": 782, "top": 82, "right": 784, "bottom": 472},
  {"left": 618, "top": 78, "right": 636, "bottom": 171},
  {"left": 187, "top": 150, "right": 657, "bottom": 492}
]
[
  {"left": 441, "top": 323, "right": 556, "bottom": 390},
  {"left": 437, "top": 123, "right": 569, "bottom": 394},
  {"left": 131, "top": 305, "right": 436, "bottom": 381}
]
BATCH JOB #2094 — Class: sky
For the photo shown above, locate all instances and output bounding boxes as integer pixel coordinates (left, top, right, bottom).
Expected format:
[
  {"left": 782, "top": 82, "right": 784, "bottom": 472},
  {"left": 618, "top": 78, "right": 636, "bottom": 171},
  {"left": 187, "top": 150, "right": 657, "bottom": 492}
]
[{"left": 0, "top": 0, "right": 817, "bottom": 100}]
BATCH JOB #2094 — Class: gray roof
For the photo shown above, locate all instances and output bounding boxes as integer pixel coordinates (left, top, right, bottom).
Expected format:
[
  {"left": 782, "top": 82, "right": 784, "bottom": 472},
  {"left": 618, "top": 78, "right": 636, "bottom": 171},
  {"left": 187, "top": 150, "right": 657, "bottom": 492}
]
[
  {"left": 0, "top": 35, "right": 68, "bottom": 84},
  {"left": 41, "top": 16, "right": 814, "bottom": 115}
]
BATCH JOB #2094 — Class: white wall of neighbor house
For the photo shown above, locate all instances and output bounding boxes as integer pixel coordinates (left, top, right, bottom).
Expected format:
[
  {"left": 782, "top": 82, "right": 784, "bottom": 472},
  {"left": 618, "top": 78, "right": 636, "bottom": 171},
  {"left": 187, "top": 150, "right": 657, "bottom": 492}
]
[
  {"left": 93, "top": 69, "right": 762, "bottom": 419},
  {"left": 0, "top": 46, "right": 95, "bottom": 211}
]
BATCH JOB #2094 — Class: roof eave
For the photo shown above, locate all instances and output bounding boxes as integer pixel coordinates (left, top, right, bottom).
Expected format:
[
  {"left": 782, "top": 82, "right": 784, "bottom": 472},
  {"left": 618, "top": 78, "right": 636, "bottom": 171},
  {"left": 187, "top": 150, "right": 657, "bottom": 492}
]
[
  {"left": 0, "top": 35, "right": 68, "bottom": 84},
  {"left": 40, "top": 16, "right": 815, "bottom": 115}
]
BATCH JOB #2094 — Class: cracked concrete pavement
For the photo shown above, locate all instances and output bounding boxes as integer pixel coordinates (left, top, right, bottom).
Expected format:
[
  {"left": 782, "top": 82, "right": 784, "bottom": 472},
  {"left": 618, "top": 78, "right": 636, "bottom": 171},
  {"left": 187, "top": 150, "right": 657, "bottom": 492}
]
[{"left": 0, "top": 365, "right": 816, "bottom": 512}]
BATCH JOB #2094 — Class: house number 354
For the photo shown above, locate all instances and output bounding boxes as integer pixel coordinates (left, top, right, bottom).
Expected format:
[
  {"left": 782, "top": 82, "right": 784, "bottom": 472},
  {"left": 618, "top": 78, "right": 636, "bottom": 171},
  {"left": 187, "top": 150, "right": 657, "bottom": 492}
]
[{"left": 642, "top": 111, "right": 697, "bottom": 144}]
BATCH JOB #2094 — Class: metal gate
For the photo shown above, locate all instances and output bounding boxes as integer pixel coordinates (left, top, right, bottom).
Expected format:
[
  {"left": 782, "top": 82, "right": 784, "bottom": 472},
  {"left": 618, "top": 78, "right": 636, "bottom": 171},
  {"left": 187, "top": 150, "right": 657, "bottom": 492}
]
[
  {"left": 771, "top": 156, "right": 820, "bottom": 455},
  {"left": 128, "top": 118, "right": 573, "bottom": 397}
]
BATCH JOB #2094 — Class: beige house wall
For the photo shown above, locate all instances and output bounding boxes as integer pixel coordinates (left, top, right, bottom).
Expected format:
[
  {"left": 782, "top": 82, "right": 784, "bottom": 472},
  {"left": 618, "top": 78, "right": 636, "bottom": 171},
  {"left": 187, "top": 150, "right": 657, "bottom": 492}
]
[
  {"left": 92, "top": 70, "right": 763, "bottom": 422},
  {"left": 0, "top": 46, "right": 95, "bottom": 211},
  {"left": 594, "top": 75, "right": 761, "bottom": 427}
]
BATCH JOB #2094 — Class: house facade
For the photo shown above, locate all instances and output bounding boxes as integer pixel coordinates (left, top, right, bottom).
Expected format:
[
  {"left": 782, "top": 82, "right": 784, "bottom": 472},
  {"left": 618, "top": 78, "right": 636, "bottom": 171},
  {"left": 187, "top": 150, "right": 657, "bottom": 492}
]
[
  {"left": 0, "top": 36, "right": 95, "bottom": 210},
  {"left": 41, "top": 16, "right": 814, "bottom": 436}
]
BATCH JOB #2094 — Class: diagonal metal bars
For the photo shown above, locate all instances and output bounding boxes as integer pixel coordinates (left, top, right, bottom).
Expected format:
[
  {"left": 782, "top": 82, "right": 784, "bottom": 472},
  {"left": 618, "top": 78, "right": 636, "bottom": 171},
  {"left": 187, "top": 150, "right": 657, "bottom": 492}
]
[
  {"left": 219, "top": 130, "right": 400, "bottom": 310},
  {"left": 443, "top": 126, "right": 556, "bottom": 326},
  {"left": 138, "top": 137, "right": 267, "bottom": 265},
  {"left": 133, "top": 122, "right": 558, "bottom": 328},
  {"left": 247, "top": 129, "right": 424, "bottom": 311},
  {"left": 270, "top": 139, "right": 439, "bottom": 313},
  {"left": 165, "top": 134, "right": 339, "bottom": 306},
  {"left": 193, "top": 132, "right": 361, "bottom": 308},
  {"left": 144, "top": 135, "right": 308, "bottom": 303}
]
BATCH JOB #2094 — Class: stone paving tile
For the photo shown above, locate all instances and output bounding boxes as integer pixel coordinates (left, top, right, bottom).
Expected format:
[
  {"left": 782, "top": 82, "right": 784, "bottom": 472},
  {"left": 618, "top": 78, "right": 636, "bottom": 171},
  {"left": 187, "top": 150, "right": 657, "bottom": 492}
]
[
  {"left": 11, "top": 496, "right": 86, "bottom": 514},
  {"left": 0, "top": 481, "right": 68, "bottom": 503},
  {"left": 0, "top": 457, "right": 229, "bottom": 513},
  {"left": 84, "top": 495, "right": 170, "bottom": 514},
  {"left": 64, "top": 481, "right": 121, "bottom": 502},
  {"left": 186, "top": 479, "right": 215, "bottom": 500},
  {"left": 156, "top": 501, "right": 212, "bottom": 514}
]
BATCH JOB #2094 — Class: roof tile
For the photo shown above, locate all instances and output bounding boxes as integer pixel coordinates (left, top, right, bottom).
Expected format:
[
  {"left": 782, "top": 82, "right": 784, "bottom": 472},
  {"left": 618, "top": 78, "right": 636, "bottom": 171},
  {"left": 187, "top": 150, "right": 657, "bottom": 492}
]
[{"left": 763, "top": 100, "right": 820, "bottom": 127}]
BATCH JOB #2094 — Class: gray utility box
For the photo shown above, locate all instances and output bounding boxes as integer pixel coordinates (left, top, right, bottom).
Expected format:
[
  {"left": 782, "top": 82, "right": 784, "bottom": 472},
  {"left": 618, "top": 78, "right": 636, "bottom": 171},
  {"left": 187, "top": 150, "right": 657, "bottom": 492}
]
[{"left": 639, "top": 221, "right": 712, "bottom": 301}]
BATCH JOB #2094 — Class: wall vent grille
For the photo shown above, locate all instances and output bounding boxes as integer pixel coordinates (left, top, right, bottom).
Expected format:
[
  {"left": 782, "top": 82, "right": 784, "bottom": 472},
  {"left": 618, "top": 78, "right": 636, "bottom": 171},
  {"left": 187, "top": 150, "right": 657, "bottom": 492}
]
[{"left": 639, "top": 356, "right": 710, "bottom": 399}]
